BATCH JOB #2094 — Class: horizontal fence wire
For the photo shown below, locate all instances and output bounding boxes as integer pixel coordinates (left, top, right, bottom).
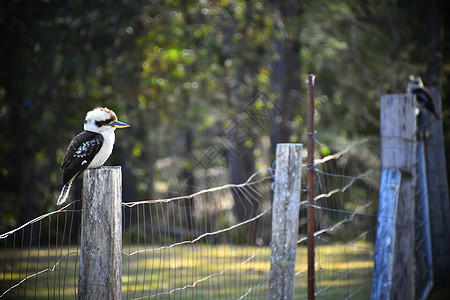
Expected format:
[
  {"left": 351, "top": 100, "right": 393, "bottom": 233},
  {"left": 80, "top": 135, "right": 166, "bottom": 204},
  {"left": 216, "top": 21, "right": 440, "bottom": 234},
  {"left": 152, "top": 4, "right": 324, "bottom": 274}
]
[{"left": 0, "top": 140, "right": 390, "bottom": 299}]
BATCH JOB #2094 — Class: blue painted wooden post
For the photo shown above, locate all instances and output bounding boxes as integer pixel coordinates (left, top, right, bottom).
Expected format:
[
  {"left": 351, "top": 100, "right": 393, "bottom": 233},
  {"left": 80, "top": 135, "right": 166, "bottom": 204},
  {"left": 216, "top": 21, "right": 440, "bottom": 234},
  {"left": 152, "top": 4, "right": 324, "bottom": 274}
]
[{"left": 371, "top": 168, "right": 401, "bottom": 299}]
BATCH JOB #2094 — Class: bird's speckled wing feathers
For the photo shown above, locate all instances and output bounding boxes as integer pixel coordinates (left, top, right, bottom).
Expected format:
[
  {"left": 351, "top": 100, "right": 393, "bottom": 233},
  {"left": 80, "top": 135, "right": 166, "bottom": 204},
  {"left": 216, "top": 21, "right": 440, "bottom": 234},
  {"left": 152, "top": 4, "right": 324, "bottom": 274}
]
[{"left": 60, "top": 131, "right": 104, "bottom": 185}]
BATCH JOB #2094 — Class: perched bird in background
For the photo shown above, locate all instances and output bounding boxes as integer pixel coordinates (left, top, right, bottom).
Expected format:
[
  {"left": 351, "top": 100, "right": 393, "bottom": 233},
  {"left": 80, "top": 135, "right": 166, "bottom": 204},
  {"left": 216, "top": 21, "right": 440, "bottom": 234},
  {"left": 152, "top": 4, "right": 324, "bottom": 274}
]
[
  {"left": 407, "top": 75, "right": 440, "bottom": 119},
  {"left": 57, "top": 107, "right": 130, "bottom": 205}
]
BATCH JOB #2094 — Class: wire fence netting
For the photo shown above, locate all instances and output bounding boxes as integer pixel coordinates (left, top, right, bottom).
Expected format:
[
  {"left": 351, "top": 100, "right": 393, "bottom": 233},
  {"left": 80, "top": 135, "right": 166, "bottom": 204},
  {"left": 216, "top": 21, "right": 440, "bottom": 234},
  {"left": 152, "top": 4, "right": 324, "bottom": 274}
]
[{"left": 0, "top": 140, "right": 381, "bottom": 299}]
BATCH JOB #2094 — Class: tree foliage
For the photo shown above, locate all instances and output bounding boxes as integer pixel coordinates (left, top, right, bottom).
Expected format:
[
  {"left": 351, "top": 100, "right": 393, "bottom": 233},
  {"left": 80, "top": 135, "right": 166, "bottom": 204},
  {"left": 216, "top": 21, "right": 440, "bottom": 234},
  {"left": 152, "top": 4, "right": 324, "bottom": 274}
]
[{"left": 0, "top": 0, "right": 448, "bottom": 231}]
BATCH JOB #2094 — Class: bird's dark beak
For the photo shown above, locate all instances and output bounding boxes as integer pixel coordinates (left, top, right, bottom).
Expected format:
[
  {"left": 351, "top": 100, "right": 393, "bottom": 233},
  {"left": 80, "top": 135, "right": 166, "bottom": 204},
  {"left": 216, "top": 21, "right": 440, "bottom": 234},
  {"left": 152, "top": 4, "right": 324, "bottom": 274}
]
[{"left": 110, "top": 120, "right": 130, "bottom": 128}]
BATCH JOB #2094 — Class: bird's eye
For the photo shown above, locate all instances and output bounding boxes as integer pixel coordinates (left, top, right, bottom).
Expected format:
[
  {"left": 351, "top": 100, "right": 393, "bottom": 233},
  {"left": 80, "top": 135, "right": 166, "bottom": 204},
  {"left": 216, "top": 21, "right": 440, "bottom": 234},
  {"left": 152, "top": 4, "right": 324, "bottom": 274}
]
[{"left": 95, "top": 121, "right": 108, "bottom": 127}]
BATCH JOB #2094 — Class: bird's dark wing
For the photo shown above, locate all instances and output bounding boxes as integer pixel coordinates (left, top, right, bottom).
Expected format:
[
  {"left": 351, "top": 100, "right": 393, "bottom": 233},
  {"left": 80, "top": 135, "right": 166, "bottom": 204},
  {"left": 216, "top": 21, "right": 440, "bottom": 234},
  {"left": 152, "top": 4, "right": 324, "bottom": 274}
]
[
  {"left": 412, "top": 87, "right": 439, "bottom": 119},
  {"left": 60, "top": 131, "right": 104, "bottom": 185}
]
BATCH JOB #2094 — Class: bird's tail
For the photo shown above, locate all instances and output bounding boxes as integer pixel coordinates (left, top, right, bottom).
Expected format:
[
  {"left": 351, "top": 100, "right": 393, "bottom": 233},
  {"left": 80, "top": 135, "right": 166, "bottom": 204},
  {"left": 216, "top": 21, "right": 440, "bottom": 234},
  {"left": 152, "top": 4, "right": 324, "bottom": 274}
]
[{"left": 57, "top": 183, "right": 72, "bottom": 205}]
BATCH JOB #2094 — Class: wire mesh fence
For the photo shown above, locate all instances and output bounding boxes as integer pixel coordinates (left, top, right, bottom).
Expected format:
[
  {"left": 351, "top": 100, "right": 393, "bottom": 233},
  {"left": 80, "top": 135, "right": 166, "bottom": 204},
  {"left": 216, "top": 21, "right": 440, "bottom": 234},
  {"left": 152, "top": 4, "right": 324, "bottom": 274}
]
[
  {"left": 0, "top": 140, "right": 382, "bottom": 299},
  {"left": 121, "top": 168, "right": 274, "bottom": 299},
  {"left": 308, "top": 143, "right": 380, "bottom": 299},
  {"left": 0, "top": 201, "right": 82, "bottom": 299}
]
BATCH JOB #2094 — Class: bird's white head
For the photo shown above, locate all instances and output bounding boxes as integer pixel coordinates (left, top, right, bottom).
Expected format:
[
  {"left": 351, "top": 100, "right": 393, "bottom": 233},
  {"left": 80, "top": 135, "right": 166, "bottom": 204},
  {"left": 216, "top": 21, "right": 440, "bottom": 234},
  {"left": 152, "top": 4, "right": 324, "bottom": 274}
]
[
  {"left": 84, "top": 107, "right": 130, "bottom": 133},
  {"left": 407, "top": 74, "right": 424, "bottom": 93}
]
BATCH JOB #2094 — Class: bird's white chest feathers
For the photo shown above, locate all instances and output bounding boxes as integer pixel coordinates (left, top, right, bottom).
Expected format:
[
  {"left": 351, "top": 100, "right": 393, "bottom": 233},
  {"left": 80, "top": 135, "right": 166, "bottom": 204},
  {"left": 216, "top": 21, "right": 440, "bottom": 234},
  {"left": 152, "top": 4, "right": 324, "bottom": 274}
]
[{"left": 88, "top": 130, "right": 115, "bottom": 168}]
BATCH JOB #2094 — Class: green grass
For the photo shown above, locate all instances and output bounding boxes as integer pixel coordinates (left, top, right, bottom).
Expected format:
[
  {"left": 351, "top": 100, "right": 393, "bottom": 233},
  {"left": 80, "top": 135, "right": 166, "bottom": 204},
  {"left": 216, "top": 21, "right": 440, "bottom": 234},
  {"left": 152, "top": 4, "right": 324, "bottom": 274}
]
[{"left": 1, "top": 242, "right": 373, "bottom": 299}]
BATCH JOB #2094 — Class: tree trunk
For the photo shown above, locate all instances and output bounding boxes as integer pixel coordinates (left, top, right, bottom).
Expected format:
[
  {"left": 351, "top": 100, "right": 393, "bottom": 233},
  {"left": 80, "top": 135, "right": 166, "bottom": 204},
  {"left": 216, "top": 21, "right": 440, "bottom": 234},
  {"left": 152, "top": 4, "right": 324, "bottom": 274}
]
[
  {"left": 8, "top": 87, "right": 37, "bottom": 225},
  {"left": 218, "top": 2, "right": 260, "bottom": 243},
  {"left": 271, "top": 0, "right": 303, "bottom": 155},
  {"left": 426, "top": 0, "right": 442, "bottom": 87},
  {"left": 182, "top": 92, "right": 196, "bottom": 231}
]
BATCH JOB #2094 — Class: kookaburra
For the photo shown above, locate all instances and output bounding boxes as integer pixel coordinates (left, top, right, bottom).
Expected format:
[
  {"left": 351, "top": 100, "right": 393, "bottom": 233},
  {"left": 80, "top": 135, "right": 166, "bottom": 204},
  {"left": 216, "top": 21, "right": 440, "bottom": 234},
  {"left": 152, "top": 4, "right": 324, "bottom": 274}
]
[
  {"left": 57, "top": 107, "right": 130, "bottom": 205},
  {"left": 407, "top": 75, "right": 440, "bottom": 119}
]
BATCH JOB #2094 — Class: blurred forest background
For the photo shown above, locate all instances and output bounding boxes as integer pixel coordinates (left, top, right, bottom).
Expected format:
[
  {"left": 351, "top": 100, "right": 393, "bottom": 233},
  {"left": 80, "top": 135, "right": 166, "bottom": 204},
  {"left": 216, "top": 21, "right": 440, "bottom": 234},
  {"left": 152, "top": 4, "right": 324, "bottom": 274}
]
[{"left": 0, "top": 0, "right": 449, "bottom": 232}]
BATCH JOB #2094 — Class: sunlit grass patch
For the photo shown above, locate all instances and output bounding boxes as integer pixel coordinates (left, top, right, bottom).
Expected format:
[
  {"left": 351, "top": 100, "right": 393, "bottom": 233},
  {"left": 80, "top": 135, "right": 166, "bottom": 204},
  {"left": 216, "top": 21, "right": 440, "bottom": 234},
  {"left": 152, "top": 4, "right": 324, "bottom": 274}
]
[{"left": 1, "top": 243, "right": 373, "bottom": 299}]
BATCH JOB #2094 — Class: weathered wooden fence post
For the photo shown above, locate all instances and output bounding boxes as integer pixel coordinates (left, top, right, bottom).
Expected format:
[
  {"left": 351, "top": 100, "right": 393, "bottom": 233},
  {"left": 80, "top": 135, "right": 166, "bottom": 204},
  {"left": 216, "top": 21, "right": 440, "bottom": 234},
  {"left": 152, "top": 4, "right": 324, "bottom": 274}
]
[
  {"left": 423, "top": 87, "right": 450, "bottom": 288},
  {"left": 371, "top": 94, "right": 417, "bottom": 299},
  {"left": 268, "top": 143, "right": 302, "bottom": 300},
  {"left": 79, "top": 167, "right": 122, "bottom": 300},
  {"left": 416, "top": 113, "right": 434, "bottom": 299}
]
